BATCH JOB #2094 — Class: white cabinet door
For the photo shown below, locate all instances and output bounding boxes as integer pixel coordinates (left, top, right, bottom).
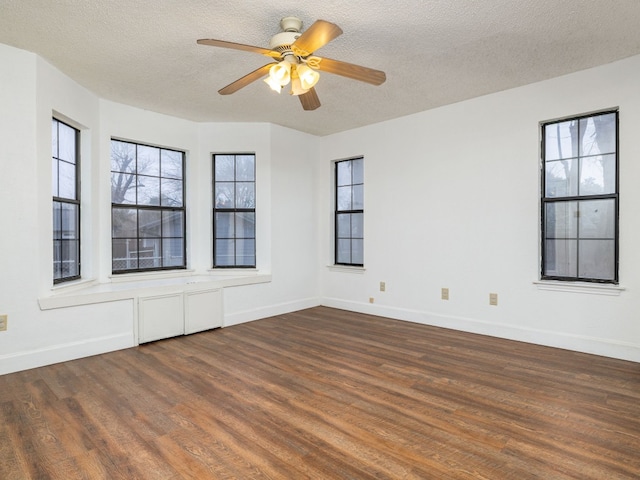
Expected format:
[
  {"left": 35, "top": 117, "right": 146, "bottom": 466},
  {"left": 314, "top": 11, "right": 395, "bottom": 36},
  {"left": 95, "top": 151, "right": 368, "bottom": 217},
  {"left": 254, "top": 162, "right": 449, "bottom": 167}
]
[
  {"left": 185, "top": 288, "right": 223, "bottom": 334},
  {"left": 138, "top": 293, "right": 184, "bottom": 343}
]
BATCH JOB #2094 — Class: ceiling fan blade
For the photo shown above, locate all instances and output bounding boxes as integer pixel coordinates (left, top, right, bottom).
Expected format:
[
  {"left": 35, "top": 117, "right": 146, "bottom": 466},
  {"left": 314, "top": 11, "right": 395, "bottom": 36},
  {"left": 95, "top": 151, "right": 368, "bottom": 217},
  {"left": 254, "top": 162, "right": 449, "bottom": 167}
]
[
  {"left": 298, "top": 88, "right": 321, "bottom": 110},
  {"left": 314, "top": 56, "right": 386, "bottom": 85},
  {"left": 197, "top": 39, "right": 282, "bottom": 59},
  {"left": 218, "top": 63, "right": 275, "bottom": 95},
  {"left": 292, "top": 20, "right": 343, "bottom": 56}
]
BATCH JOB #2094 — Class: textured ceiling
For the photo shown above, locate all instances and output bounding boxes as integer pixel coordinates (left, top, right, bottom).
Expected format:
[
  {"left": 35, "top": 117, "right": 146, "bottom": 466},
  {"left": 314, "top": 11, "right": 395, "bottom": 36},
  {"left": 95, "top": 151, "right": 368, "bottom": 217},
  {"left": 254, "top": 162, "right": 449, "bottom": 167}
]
[{"left": 2, "top": 1, "right": 640, "bottom": 136}]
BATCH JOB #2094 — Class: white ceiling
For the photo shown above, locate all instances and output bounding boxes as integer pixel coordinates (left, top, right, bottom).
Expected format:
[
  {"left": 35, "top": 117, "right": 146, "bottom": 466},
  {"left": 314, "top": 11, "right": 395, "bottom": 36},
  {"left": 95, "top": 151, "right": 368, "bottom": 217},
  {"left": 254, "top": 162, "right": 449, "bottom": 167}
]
[{"left": 2, "top": 1, "right": 640, "bottom": 136}]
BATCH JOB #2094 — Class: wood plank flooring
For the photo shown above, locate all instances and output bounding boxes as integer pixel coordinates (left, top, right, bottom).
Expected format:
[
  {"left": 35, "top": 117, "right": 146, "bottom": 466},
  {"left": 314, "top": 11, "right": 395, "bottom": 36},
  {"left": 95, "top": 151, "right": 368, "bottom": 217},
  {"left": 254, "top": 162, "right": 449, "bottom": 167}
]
[{"left": 1, "top": 306, "right": 639, "bottom": 479}]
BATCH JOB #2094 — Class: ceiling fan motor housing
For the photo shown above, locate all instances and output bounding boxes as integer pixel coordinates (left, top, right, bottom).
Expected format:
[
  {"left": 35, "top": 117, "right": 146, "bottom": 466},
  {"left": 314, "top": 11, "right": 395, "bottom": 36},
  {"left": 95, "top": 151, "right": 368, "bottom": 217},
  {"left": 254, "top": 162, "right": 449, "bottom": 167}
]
[
  {"left": 269, "top": 17, "right": 303, "bottom": 55},
  {"left": 269, "top": 31, "right": 301, "bottom": 53}
]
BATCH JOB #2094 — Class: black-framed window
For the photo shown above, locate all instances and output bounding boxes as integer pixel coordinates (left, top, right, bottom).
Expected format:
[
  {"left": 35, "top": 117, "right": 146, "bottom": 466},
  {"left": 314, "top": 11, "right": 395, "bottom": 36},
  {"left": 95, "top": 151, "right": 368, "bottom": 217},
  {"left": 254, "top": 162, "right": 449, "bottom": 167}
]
[
  {"left": 213, "top": 154, "right": 256, "bottom": 267},
  {"left": 541, "top": 110, "right": 618, "bottom": 283},
  {"left": 335, "top": 157, "right": 364, "bottom": 266},
  {"left": 52, "top": 118, "right": 80, "bottom": 283},
  {"left": 110, "top": 139, "right": 186, "bottom": 273}
]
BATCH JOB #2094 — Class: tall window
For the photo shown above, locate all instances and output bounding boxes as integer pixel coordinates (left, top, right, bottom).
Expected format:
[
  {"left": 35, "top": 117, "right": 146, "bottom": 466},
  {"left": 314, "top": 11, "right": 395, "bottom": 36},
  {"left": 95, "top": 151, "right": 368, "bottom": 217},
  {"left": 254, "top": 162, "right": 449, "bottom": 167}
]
[
  {"left": 541, "top": 110, "right": 618, "bottom": 283},
  {"left": 111, "top": 140, "right": 186, "bottom": 273},
  {"left": 335, "top": 157, "right": 364, "bottom": 266},
  {"left": 213, "top": 154, "right": 256, "bottom": 267},
  {"left": 52, "top": 119, "right": 80, "bottom": 283}
]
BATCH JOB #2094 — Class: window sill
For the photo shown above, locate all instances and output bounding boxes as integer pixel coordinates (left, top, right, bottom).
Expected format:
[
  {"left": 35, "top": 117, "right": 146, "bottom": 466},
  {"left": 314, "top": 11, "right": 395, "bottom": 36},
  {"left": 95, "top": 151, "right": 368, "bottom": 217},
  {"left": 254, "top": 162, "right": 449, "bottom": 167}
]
[
  {"left": 327, "top": 265, "right": 366, "bottom": 274},
  {"left": 109, "top": 269, "right": 196, "bottom": 283},
  {"left": 39, "top": 271, "right": 272, "bottom": 310},
  {"left": 533, "top": 280, "right": 625, "bottom": 296}
]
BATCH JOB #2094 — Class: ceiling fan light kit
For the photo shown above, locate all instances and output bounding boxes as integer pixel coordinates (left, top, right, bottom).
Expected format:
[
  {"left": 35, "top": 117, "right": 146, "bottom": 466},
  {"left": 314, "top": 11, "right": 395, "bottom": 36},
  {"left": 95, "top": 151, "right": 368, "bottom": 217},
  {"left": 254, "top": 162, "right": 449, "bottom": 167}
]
[{"left": 197, "top": 16, "right": 386, "bottom": 110}]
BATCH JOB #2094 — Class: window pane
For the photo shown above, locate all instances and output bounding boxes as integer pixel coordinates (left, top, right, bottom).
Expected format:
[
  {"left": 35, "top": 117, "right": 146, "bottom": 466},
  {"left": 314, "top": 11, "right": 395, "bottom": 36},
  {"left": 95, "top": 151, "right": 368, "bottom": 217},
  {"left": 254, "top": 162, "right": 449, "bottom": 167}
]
[
  {"left": 163, "top": 238, "right": 184, "bottom": 267},
  {"left": 161, "top": 150, "right": 183, "bottom": 179},
  {"left": 215, "top": 239, "right": 235, "bottom": 266},
  {"left": 58, "top": 122, "right": 76, "bottom": 163},
  {"left": 163, "top": 211, "right": 184, "bottom": 238},
  {"left": 579, "top": 154, "right": 616, "bottom": 196},
  {"left": 111, "top": 140, "right": 136, "bottom": 173},
  {"left": 137, "top": 176, "right": 160, "bottom": 206},
  {"left": 215, "top": 212, "right": 234, "bottom": 238},
  {"left": 53, "top": 240, "right": 62, "bottom": 279},
  {"left": 61, "top": 203, "right": 79, "bottom": 240},
  {"left": 351, "top": 239, "right": 364, "bottom": 265},
  {"left": 215, "top": 183, "right": 234, "bottom": 208},
  {"left": 139, "top": 210, "right": 161, "bottom": 237},
  {"left": 215, "top": 155, "right": 235, "bottom": 181},
  {"left": 161, "top": 178, "right": 183, "bottom": 207},
  {"left": 352, "top": 213, "right": 364, "bottom": 238},
  {"left": 235, "top": 239, "right": 255, "bottom": 266},
  {"left": 545, "top": 202, "right": 577, "bottom": 239},
  {"left": 352, "top": 158, "right": 364, "bottom": 184},
  {"left": 580, "top": 113, "right": 616, "bottom": 156},
  {"left": 236, "top": 155, "right": 255, "bottom": 181},
  {"left": 578, "top": 240, "right": 615, "bottom": 280},
  {"left": 336, "top": 239, "right": 351, "bottom": 264},
  {"left": 578, "top": 199, "right": 615, "bottom": 239},
  {"left": 60, "top": 239, "right": 79, "bottom": 278},
  {"left": 111, "top": 171, "right": 137, "bottom": 204},
  {"left": 137, "top": 145, "right": 160, "bottom": 177},
  {"left": 337, "top": 213, "right": 351, "bottom": 238},
  {"left": 544, "top": 239, "right": 577, "bottom": 277},
  {"left": 236, "top": 182, "right": 255, "bottom": 208},
  {"left": 112, "top": 239, "right": 138, "bottom": 271},
  {"left": 138, "top": 239, "right": 161, "bottom": 269},
  {"left": 52, "top": 120, "right": 58, "bottom": 157},
  {"left": 337, "top": 161, "right": 351, "bottom": 186},
  {"left": 52, "top": 159, "right": 59, "bottom": 197},
  {"left": 545, "top": 159, "right": 578, "bottom": 198},
  {"left": 545, "top": 120, "right": 578, "bottom": 161},
  {"left": 352, "top": 184, "right": 364, "bottom": 210},
  {"left": 112, "top": 208, "right": 138, "bottom": 238},
  {"left": 58, "top": 161, "right": 76, "bottom": 199},
  {"left": 337, "top": 186, "right": 352, "bottom": 211},
  {"left": 53, "top": 202, "right": 62, "bottom": 239},
  {"left": 236, "top": 212, "right": 255, "bottom": 239}
]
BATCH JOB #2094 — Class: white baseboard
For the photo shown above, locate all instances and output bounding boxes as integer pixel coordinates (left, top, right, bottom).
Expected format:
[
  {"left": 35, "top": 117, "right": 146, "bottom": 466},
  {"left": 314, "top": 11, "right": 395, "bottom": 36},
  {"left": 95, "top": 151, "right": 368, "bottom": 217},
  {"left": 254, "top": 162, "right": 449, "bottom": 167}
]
[
  {"left": 223, "top": 297, "right": 321, "bottom": 327},
  {"left": 322, "top": 298, "right": 640, "bottom": 363},
  {"left": 0, "top": 333, "right": 134, "bottom": 375}
]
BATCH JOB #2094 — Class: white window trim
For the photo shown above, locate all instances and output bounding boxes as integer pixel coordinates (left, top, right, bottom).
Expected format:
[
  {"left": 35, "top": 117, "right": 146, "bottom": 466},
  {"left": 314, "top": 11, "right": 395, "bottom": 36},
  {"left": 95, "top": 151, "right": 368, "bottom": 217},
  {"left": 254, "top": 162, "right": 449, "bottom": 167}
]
[{"left": 533, "top": 280, "right": 624, "bottom": 296}]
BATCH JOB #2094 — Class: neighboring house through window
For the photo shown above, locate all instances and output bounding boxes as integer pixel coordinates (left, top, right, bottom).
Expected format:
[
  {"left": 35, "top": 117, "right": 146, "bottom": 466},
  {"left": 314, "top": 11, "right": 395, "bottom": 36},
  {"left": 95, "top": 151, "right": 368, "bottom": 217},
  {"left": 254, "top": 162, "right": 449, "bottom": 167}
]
[
  {"left": 213, "top": 154, "right": 256, "bottom": 267},
  {"left": 110, "top": 139, "right": 186, "bottom": 273},
  {"left": 541, "top": 110, "right": 618, "bottom": 283},
  {"left": 52, "top": 118, "right": 80, "bottom": 283},
  {"left": 335, "top": 157, "right": 364, "bottom": 266}
]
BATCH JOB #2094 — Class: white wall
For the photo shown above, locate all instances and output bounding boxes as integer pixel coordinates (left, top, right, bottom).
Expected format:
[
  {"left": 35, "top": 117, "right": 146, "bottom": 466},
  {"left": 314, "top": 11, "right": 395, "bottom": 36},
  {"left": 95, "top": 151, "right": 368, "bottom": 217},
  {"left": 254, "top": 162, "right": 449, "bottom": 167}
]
[
  {"left": 0, "top": 46, "right": 135, "bottom": 374},
  {"left": 319, "top": 55, "right": 640, "bottom": 362}
]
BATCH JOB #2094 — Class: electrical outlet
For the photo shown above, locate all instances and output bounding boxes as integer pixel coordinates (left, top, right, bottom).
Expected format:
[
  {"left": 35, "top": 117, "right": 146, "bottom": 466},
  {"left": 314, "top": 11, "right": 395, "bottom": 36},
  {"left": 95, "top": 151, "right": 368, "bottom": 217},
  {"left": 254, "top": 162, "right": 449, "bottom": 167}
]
[
  {"left": 489, "top": 293, "right": 498, "bottom": 306},
  {"left": 369, "top": 297, "right": 375, "bottom": 304},
  {"left": 379, "top": 282, "right": 386, "bottom": 292},
  {"left": 441, "top": 288, "right": 449, "bottom": 300},
  {"left": 0, "top": 315, "right": 7, "bottom": 331}
]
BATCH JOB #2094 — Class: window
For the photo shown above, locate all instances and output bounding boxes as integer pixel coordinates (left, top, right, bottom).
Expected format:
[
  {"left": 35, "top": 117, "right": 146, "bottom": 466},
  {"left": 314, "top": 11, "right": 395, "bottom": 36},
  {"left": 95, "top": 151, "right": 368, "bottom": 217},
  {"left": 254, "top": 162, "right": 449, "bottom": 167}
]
[
  {"left": 541, "top": 110, "right": 618, "bottom": 283},
  {"left": 110, "top": 140, "right": 186, "bottom": 273},
  {"left": 335, "top": 157, "right": 364, "bottom": 266},
  {"left": 213, "top": 154, "right": 256, "bottom": 267},
  {"left": 52, "top": 119, "right": 80, "bottom": 283}
]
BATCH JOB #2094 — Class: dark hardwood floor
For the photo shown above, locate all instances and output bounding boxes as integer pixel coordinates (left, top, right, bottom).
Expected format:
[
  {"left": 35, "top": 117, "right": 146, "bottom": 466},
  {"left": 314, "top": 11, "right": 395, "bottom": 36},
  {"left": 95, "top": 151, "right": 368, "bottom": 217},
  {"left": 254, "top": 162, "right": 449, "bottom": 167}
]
[{"left": 1, "top": 306, "right": 639, "bottom": 479}]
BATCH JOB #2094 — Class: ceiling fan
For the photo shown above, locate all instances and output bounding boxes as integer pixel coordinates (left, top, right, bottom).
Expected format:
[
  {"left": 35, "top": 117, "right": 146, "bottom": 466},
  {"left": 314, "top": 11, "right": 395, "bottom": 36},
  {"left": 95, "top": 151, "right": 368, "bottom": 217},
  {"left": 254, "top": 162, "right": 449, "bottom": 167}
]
[{"left": 197, "top": 17, "right": 386, "bottom": 111}]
